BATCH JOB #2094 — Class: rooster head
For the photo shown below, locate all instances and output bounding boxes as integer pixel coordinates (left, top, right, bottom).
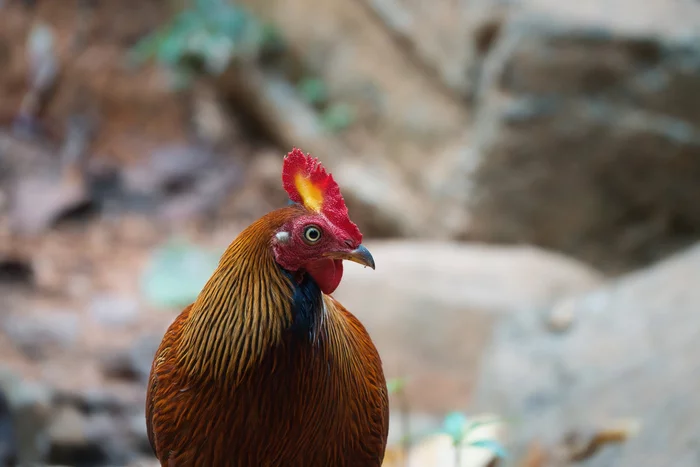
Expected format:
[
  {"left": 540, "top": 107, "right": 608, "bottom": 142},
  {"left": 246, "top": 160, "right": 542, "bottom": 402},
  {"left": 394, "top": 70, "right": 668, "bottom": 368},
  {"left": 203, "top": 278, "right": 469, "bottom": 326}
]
[{"left": 272, "top": 147, "right": 374, "bottom": 294}]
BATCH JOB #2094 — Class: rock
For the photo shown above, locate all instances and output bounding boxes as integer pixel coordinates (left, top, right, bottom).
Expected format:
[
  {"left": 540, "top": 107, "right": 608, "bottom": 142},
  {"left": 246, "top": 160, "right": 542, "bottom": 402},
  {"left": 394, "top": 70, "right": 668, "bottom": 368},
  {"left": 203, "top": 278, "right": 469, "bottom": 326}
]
[
  {"left": 0, "top": 389, "right": 17, "bottom": 467},
  {"left": 121, "top": 145, "right": 215, "bottom": 197},
  {"left": 472, "top": 242, "right": 700, "bottom": 466},
  {"left": 332, "top": 240, "right": 602, "bottom": 412},
  {"left": 0, "top": 369, "right": 53, "bottom": 466},
  {"left": 54, "top": 388, "right": 131, "bottom": 416},
  {"left": 6, "top": 111, "right": 96, "bottom": 235},
  {"left": 545, "top": 297, "right": 576, "bottom": 333},
  {"left": 9, "top": 168, "right": 89, "bottom": 235},
  {"left": 48, "top": 407, "right": 137, "bottom": 466},
  {"left": 83, "top": 413, "right": 137, "bottom": 465},
  {"left": 47, "top": 385, "right": 153, "bottom": 466},
  {"left": 217, "top": 68, "right": 433, "bottom": 238},
  {"left": 0, "top": 2, "right": 191, "bottom": 163},
  {"left": 359, "top": 0, "right": 503, "bottom": 100},
  {"left": 467, "top": 0, "right": 700, "bottom": 272},
  {"left": 120, "top": 144, "right": 243, "bottom": 223},
  {"left": 0, "top": 257, "right": 34, "bottom": 288},
  {"left": 100, "top": 334, "right": 160, "bottom": 384},
  {"left": 221, "top": 148, "right": 291, "bottom": 225},
  {"left": 2, "top": 309, "right": 80, "bottom": 359},
  {"left": 220, "top": 0, "right": 471, "bottom": 239},
  {"left": 126, "top": 412, "right": 151, "bottom": 454},
  {"left": 128, "top": 459, "right": 160, "bottom": 467},
  {"left": 89, "top": 294, "right": 140, "bottom": 328},
  {"left": 49, "top": 406, "right": 86, "bottom": 448},
  {"left": 237, "top": 0, "right": 468, "bottom": 151}
]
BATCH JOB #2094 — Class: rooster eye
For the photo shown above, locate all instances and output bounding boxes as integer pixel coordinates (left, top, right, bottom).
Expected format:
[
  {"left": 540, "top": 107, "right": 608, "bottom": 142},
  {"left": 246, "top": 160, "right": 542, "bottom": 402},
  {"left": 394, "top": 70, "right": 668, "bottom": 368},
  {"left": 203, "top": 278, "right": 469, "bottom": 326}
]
[{"left": 303, "top": 225, "right": 322, "bottom": 244}]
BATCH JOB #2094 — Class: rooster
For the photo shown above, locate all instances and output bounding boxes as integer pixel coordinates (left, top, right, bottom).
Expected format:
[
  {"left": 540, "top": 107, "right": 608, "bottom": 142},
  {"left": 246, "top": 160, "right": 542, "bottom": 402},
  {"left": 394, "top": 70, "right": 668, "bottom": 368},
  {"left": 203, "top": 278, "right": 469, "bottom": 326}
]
[{"left": 146, "top": 148, "right": 389, "bottom": 466}]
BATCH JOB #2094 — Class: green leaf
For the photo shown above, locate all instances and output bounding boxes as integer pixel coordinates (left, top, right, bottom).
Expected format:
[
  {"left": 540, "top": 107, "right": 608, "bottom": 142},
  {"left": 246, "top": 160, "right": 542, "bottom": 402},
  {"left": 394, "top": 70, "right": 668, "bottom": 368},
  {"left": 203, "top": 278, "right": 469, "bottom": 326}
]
[
  {"left": 386, "top": 377, "right": 407, "bottom": 394},
  {"left": 468, "top": 439, "right": 508, "bottom": 459},
  {"left": 442, "top": 411, "right": 470, "bottom": 442},
  {"left": 320, "top": 103, "right": 355, "bottom": 133},
  {"left": 260, "top": 23, "right": 285, "bottom": 51},
  {"left": 127, "top": 0, "right": 273, "bottom": 81},
  {"left": 128, "top": 31, "right": 167, "bottom": 66},
  {"left": 298, "top": 78, "right": 328, "bottom": 106},
  {"left": 141, "top": 240, "right": 221, "bottom": 309},
  {"left": 157, "top": 33, "right": 188, "bottom": 66}
]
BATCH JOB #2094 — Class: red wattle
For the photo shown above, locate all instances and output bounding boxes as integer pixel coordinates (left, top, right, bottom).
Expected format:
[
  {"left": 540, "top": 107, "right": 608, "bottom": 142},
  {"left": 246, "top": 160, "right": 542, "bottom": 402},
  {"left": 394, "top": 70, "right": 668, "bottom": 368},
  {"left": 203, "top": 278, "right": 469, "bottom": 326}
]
[{"left": 305, "top": 259, "right": 344, "bottom": 295}]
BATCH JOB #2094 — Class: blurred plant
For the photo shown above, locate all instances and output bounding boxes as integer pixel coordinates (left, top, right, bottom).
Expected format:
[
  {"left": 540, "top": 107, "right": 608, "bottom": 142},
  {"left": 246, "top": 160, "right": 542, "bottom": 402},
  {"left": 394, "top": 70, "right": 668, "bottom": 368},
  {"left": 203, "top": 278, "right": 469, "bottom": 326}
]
[
  {"left": 387, "top": 376, "right": 412, "bottom": 462},
  {"left": 14, "top": 22, "right": 58, "bottom": 136},
  {"left": 441, "top": 412, "right": 507, "bottom": 465},
  {"left": 320, "top": 103, "right": 355, "bottom": 133},
  {"left": 141, "top": 239, "right": 222, "bottom": 308},
  {"left": 297, "top": 77, "right": 329, "bottom": 107},
  {"left": 386, "top": 377, "right": 407, "bottom": 395},
  {"left": 129, "top": 0, "right": 283, "bottom": 88},
  {"left": 297, "top": 77, "right": 355, "bottom": 133}
]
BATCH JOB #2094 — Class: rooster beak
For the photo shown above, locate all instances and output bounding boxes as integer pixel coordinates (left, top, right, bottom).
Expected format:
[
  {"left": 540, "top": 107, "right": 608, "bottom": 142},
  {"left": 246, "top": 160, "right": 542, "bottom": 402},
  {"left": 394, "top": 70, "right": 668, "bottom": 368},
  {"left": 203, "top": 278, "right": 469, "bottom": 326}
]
[{"left": 325, "top": 244, "right": 375, "bottom": 270}]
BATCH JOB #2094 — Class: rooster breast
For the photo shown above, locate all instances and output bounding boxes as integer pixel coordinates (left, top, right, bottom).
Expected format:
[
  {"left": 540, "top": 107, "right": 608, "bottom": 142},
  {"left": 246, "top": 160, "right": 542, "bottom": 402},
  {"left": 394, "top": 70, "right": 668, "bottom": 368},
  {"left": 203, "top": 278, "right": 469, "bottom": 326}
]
[{"left": 146, "top": 279, "right": 389, "bottom": 467}]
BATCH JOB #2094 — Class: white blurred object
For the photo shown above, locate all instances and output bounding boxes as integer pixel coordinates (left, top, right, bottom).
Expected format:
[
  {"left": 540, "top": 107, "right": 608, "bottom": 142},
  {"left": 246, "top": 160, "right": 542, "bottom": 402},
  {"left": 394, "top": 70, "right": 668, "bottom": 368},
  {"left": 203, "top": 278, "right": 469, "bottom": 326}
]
[
  {"left": 14, "top": 21, "right": 59, "bottom": 135},
  {"left": 383, "top": 414, "right": 507, "bottom": 467},
  {"left": 27, "top": 22, "right": 58, "bottom": 92}
]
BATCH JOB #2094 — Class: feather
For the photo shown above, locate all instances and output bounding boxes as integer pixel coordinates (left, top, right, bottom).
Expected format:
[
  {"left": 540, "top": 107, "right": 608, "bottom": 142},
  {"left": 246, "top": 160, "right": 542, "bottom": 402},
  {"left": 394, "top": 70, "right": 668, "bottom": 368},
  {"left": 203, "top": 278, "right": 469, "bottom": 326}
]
[{"left": 146, "top": 205, "right": 389, "bottom": 467}]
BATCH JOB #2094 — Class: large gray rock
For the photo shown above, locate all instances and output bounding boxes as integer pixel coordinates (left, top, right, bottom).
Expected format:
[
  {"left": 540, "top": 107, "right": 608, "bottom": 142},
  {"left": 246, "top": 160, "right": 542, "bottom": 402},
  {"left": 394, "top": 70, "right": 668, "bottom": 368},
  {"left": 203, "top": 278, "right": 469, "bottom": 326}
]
[
  {"left": 359, "top": 0, "right": 509, "bottom": 101},
  {"left": 468, "top": 0, "right": 700, "bottom": 272},
  {"left": 472, "top": 242, "right": 700, "bottom": 466},
  {"left": 243, "top": 0, "right": 700, "bottom": 269},
  {"left": 219, "top": 0, "right": 472, "bottom": 239},
  {"left": 333, "top": 240, "right": 602, "bottom": 413}
]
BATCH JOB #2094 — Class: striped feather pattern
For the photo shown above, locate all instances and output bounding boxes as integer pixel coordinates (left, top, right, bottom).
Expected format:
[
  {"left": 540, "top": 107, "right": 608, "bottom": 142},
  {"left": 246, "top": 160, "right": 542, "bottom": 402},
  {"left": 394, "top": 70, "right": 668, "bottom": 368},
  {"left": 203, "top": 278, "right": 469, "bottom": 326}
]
[{"left": 146, "top": 206, "right": 389, "bottom": 467}]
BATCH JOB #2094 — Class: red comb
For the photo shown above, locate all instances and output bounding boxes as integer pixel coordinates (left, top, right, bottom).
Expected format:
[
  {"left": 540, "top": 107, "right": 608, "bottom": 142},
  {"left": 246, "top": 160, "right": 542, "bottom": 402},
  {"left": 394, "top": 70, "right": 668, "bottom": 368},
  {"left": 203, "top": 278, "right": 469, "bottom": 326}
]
[{"left": 282, "top": 148, "right": 362, "bottom": 245}]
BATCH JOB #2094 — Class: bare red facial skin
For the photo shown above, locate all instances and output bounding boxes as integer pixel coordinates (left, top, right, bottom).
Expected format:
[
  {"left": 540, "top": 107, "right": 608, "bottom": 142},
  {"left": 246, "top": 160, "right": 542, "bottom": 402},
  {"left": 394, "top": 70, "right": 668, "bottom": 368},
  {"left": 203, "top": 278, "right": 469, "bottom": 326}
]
[
  {"left": 272, "top": 213, "right": 358, "bottom": 295},
  {"left": 277, "top": 148, "right": 364, "bottom": 295}
]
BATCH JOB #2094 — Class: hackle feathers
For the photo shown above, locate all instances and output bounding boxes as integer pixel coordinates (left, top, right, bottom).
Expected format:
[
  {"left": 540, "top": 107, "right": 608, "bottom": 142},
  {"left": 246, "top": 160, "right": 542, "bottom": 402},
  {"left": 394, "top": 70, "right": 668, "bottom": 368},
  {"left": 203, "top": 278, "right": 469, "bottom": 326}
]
[{"left": 177, "top": 208, "right": 297, "bottom": 385}]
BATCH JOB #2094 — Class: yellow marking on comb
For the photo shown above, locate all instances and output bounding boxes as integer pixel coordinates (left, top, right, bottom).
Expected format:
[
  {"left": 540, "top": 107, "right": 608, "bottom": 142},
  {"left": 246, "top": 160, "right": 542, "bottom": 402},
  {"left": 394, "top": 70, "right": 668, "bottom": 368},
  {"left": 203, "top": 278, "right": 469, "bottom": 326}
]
[{"left": 294, "top": 173, "right": 324, "bottom": 212}]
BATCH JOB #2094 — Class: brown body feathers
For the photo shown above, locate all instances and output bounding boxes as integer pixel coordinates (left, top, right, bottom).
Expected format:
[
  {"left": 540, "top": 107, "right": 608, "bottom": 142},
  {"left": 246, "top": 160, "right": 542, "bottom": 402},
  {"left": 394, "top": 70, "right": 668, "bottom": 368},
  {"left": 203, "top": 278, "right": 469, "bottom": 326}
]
[{"left": 146, "top": 207, "right": 389, "bottom": 466}]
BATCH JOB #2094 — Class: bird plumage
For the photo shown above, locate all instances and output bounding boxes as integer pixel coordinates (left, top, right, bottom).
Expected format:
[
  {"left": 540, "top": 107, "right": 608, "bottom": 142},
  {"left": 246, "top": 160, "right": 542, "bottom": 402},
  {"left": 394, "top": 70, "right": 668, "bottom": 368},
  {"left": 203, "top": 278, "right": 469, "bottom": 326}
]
[{"left": 146, "top": 205, "right": 389, "bottom": 466}]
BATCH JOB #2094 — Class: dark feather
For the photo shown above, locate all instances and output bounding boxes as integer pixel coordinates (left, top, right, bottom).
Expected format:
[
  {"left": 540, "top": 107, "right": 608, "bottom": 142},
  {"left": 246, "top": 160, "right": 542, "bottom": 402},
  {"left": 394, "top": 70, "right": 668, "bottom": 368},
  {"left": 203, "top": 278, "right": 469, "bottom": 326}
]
[{"left": 283, "top": 269, "right": 323, "bottom": 341}]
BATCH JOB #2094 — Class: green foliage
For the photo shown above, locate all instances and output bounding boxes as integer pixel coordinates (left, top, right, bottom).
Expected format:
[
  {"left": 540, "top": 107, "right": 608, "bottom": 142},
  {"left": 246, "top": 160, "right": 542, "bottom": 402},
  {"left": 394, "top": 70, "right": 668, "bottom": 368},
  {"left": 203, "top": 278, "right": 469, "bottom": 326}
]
[
  {"left": 297, "top": 78, "right": 355, "bottom": 133},
  {"left": 298, "top": 78, "right": 329, "bottom": 107},
  {"left": 441, "top": 412, "right": 470, "bottom": 441},
  {"left": 141, "top": 239, "right": 222, "bottom": 309},
  {"left": 468, "top": 439, "right": 508, "bottom": 459},
  {"left": 320, "top": 103, "right": 355, "bottom": 133},
  {"left": 386, "top": 377, "right": 407, "bottom": 395},
  {"left": 440, "top": 411, "right": 508, "bottom": 459},
  {"left": 129, "top": 0, "right": 281, "bottom": 85}
]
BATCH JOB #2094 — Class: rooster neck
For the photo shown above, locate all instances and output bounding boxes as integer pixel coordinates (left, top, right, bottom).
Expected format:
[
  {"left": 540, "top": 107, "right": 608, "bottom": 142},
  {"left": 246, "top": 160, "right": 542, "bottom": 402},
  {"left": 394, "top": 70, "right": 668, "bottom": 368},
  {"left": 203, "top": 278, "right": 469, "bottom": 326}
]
[
  {"left": 177, "top": 206, "right": 331, "bottom": 386},
  {"left": 283, "top": 269, "right": 326, "bottom": 342}
]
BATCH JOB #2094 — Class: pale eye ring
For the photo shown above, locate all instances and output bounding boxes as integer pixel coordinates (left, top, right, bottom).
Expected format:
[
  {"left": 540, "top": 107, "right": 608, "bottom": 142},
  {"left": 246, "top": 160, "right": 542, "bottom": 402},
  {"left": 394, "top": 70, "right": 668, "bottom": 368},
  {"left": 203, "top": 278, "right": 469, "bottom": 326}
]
[{"left": 303, "top": 225, "right": 322, "bottom": 244}]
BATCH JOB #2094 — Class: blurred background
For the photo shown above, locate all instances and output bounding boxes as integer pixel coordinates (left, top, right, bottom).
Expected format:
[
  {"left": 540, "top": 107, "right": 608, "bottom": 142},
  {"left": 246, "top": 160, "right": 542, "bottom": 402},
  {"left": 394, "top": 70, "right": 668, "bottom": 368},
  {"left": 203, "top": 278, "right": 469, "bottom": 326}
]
[{"left": 0, "top": 0, "right": 699, "bottom": 466}]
